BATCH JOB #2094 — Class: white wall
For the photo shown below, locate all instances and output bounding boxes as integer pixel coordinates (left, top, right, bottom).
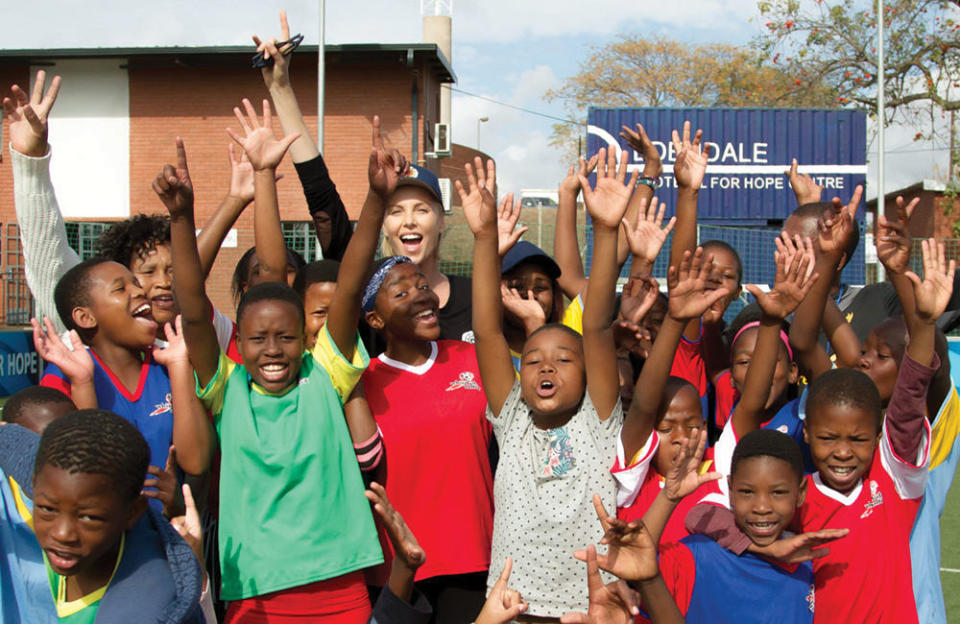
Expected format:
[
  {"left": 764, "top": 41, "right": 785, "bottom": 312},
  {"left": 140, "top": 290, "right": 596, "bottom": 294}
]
[{"left": 35, "top": 59, "right": 129, "bottom": 218}]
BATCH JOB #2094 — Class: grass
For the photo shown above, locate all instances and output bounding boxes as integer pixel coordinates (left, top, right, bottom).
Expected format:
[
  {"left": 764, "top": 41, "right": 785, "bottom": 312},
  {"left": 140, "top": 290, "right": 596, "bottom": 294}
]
[{"left": 942, "top": 475, "right": 960, "bottom": 621}]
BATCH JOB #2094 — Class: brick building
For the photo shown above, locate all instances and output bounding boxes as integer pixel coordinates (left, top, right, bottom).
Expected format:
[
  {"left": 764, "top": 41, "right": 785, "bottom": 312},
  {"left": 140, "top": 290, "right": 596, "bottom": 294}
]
[{"left": 0, "top": 44, "right": 489, "bottom": 321}]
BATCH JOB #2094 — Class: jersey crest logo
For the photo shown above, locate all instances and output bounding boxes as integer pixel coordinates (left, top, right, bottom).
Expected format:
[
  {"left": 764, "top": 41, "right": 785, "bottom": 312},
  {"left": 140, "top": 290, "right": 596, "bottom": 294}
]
[
  {"left": 860, "top": 479, "right": 884, "bottom": 518},
  {"left": 777, "top": 424, "right": 789, "bottom": 434},
  {"left": 447, "top": 371, "right": 481, "bottom": 391},
  {"left": 150, "top": 394, "right": 172, "bottom": 417},
  {"left": 806, "top": 585, "right": 815, "bottom": 612}
]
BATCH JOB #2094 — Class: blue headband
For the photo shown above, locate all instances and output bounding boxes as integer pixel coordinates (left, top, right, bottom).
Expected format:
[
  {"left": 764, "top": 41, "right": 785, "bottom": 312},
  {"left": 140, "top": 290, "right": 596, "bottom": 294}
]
[{"left": 362, "top": 256, "right": 414, "bottom": 314}]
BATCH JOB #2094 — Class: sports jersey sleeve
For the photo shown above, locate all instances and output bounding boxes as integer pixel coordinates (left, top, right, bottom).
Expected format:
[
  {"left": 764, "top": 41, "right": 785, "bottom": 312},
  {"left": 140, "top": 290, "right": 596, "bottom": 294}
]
[
  {"left": 684, "top": 503, "right": 751, "bottom": 555},
  {"left": 880, "top": 352, "right": 936, "bottom": 499},
  {"left": 670, "top": 327, "right": 707, "bottom": 397},
  {"left": 929, "top": 380, "right": 960, "bottom": 473},
  {"left": 713, "top": 370, "right": 738, "bottom": 431},
  {"left": 648, "top": 542, "right": 695, "bottom": 618},
  {"left": 611, "top": 431, "right": 659, "bottom": 508},
  {"left": 561, "top": 294, "right": 584, "bottom": 335},
  {"left": 40, "top": 361, "right": 72, "bottom": 397},
  {"left": 195, "top": 351, "right": 237, "bottom": 423},
  {"left": 211, "top": 307, "right": 237, "bottom": 353},
  {"left": 310, "top": 324, "right": 369, "bottom": 403}
]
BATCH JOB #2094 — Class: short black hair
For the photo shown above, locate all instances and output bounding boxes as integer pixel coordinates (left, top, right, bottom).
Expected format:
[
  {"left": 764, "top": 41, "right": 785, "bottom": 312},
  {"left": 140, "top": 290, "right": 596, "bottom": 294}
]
[
  {"left": 53, "top": 257, "right": 114, "bottom": 333},
  {"left": 732, "top": 428, "right": 804, "bottom": 482},
  {"left": 33, "top": 409, "right": 150, "bottom": 503},
  {"left": 95, "top": 214, "right": 171, "bottom": 267},
  {"left": 293, "top": 260, "right": 341, "bottom": 297},
  {"left": 657, "top": 376, "right": 702, "bottom": 424},
  {"left": 236, "top": 281, "right": 305, "bottom": 327},
  {"left": 806, "top": 368, "right": 883, "bottom": 430},
  {"left": 231, "top": 246, "right": 308, "bottom": 304},
  {"left": 701, "top": 239, "right": 743, "bottom": 286},
  {"left": 527, "top": 322, "right": 583, "bottom": 345},
  {"left": 795, "top": 202, "right": 860, "bottom": 267},
  {"left": 2, "top": 386, "right": 75, "bottom": 426}
]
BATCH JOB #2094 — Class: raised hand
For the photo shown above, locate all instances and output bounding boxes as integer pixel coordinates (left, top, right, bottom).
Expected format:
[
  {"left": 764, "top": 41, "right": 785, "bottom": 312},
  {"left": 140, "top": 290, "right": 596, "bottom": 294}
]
[
  {"left": 561, "top": 545, "right": 637, "bottom": 624},
  {"left": 226, "top": 98, "right": 299, "bottom": 171},
  {"left": 367, "top": 115, "right": 408, "bottom": 198},
  {"left": 456, "top": 156, "right": 497, "bottom": 235},
  {"left": 619, "top": 275, "right": 660, "bottom": 326},
  {"left": 784, "top": 159, "right": 824, "bottom": 206},
  {"left": 817, "top": 185, "right": 863, "bottom": 258},
  {"left": 661, "top": 428, "right": 721, "bottom": 503},
  {"left": 497, "top": 193, "right": 528, "bottom": 256},
  {"left": 876, "top": 196, "right": 917, "bottom": 276},
  {"left": 31, "top": 317, "right": 93, "bottom": 385},
  {"left": 621, "top": 197, "right": 676, "bottom": 265},
  {"left": 227, "top": 143, "right": 257, "bottom": 203},
  {"left": 576, "top": 496, "right": 660, "bottom": 584},
  {"left": 755, "top": 528, "right": 849, "bottom": 564},
  {"left": 748, "top": 234, "right": 819, "bottom": 320},
  {"left": 905, "top": 238, "right": 956, "bottom": 323},
  {"left": 620, "top": 123, "right": 662, "bottom": 179},
  {"left": 666, "top": 248, "right": 731, "bottom": 321},
  {"left": 169, "top": 483, "right": 203, "bottom": 564},
  {"left": 2, "top": 70, "right": 62, "bottom": 157},
  {"left": 252, "top": 10, "right": 294, "bottom": 91},
  {"left": 365, "top": 482, "right": 425, "bottom": 571},
  {"left": 671, "top": 121, "right": 708, "bottom": 191},
  {"left": 501, "top": 284, "right": 546, "bottom": 333},
  {"left": 475, "top": 558, "right": 528, "bottom": 624},
  {"left": 560, "top": 155, "right": 600, "bottom": 197},
  {"left": 578, "top": 147, "right": 639, "bottom": 229},
  {"left": 144, "top": 446, "right": 184, "bottom": 518},
  {"left": 151, "top": 138, "right": 194, "bottom": 218},
  {"left": 153, "top": 315, "right": 190, "bottom": 368}
]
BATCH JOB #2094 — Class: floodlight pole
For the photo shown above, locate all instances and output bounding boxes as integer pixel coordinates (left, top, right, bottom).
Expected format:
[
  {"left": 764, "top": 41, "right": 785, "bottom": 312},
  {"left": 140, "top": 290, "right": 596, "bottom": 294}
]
[
  {"left": 877, "top": 0, "right": 885, "bottom": 212},
  {"left": 318, "top": 0, "right": 325, "bottom": 154}
]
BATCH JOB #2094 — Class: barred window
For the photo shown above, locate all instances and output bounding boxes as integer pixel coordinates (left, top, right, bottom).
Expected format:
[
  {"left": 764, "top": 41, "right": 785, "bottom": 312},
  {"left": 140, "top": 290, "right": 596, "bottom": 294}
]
[
  {"left": 282, "top": 221, "right": 321, "bottom": 263},
  {"left": 64, "top": 222, "right": 110, "bottom": 260}
]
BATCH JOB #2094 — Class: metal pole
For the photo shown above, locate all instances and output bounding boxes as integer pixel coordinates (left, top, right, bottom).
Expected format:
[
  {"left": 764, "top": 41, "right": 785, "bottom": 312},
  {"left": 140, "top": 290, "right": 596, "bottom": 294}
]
[
  {"left": 877, "top": 0, "right": 885, "bottom": 212},
  {"left": 317, "top": 0, "right": 325, "bottom": 154}
]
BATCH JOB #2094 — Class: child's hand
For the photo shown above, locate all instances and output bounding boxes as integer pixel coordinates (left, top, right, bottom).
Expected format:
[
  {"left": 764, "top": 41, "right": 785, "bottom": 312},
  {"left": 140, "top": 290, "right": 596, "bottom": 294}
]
[
  {"left": 226, "top": 98, "right": 299, "bottom": 171},
  {"left": 456, "top": 157, "right": 497, "bottom": 236},
  {"left": 501, "top": 285, "right": 546, "bottom": 334},
  {"left": 152, "top": 138, "right": 195, "bottom": 218},
  {"left": 579, "top": 147, "right": 639, "bottom": 229},
  {"left": 365, "top": 482, "right": 425, "bottom": 571},
  {"left": 252, "top": 11, "right": 294, "bottom": 91},
  {"left": 817, "top": 185, "right": 862, "bottom": 258},
  {"left": 577, "top": 496, "right": 660, "bottom": 584},
  {"left": 227, "top": 143, "right": 258, "bottom": 204},
  {"left": 562, "top": 545, "right": 638, "bottom": 624},
  {"left": 169, "top": 483, "right": 204, "bottom": 565},
  {"left": 621, "top": 197, "right": 676, "bottom": 265},
  {"left": 905, "top": 238, "right": 956, "bottom": 324},
  {"left": 153, "top": 316, "right": 190, "bottom": 368},
  {"left": 475, "top": 558, "right": 528, "bottom": 624},
  {"left": 560, "top": 155, "right": 599, "bottom": 197},
  {"left": 497, "top": 193, "right": 528, "bottom": 256},
  {"left": 367, "top": 115, "right": 408, "bottom": 199},
  {"left": 31, "top": 317, "right": 94, "bottom": 385},
  {"left": 671, "top": 121, "right": 708, "bottom": 191},
  {"left": 753, "top": 527, "right": 850, "bottom": 564},
  {"left": 784, "top": 159, "right": 824, "bottom": 206},
  {"left": 876, "top": 196, "right": 917, "bottom": 276},
  {"left": 620, "top": 123, "right": 662, "bottom": 180},
  {"left": 748, "top": 234, "right": 819, "bottom": 321},
  {"left": 661, "top": 428, "right": 720, "bottom": 503},
  {"left": 666, "top": 248, "right": 731, "bottom": 321},
  {"left": 619, "top": 275, "right": 660, "bottom": 326},
  {"left": 2, "top": 70, "right": 61, "bottom": 158},
  {"left": 144, "top": 446, "right": 184, "bottom": 519}
]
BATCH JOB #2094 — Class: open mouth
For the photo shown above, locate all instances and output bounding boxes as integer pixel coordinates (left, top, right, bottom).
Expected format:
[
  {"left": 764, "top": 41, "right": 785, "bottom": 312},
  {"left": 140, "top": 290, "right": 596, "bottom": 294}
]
[
  {"left": 259, "top": 362, "right": 290, "bottom": 383},
  {"left": 400, "top": 233, "right": 423, "bottom": 253},
  {"left": 745, "top": 520, "right": 780, "bottom": 538},
  {"left": 151, "top": 294, "right": 176, "bottom": 311},
  {"left": 414, "top": 308, "right": 438, "bottom": 325},
  {"left": 826, "top": 465, "right": 859, "bottom": 486},
  {"left": 536, "top": 379, "right": 556, "bottom": 398},
  {"left": 131, "top": 302, "right": 159, "bottom": 330},
  {"left": 45, "top": 548, "right": 80, "bottom": 571}
]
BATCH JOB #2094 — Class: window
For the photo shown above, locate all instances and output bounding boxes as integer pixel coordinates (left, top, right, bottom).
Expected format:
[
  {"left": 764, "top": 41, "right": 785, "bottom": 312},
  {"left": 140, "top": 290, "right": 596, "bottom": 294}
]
[
  {"left": 65, "top": 222, "right": 110, "bottom": 260},
  {"left": 282, "top": 221, "right": 321, "bottom": 263}
]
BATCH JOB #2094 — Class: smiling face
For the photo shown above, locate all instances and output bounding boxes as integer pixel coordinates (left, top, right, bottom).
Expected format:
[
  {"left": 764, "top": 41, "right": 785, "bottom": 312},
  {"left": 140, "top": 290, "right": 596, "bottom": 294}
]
[
  {"left": 80, "top": 262, "right": 158, "bottom": 349},
  {"left": 303, "top": 281, "right": 337, "bottom": 351},
  {"left": 804, "top": 402, "right": 880, "bottom": 495},
  {"left": 367, "top": 263, "right": 440, "bottom": 342},
  {"left": 502, "top": 262, "right": 556, "bottom": 327},
  {"left": 32, "top": 465, "right": 143, "bottom": 580},
  {"left": 730, "top": 327, "right": 798, "bottom": 411},
  {"left": 128, "top": 243, "right": 176, "bottom": 327},
  {"left": 653, "top": 384, "right": 705, "bottom": 475},
  {"left": 236, "top": 299, "right": 305, "bottom": 393},
  {"left": 729, "top": 455, "right": 805, "bottom": 547},
  {"left": 857, "top": 319, "right": 906, "bottom": 405},
  {"left": 382, "top": 187, "right": 444, "bottom": 265},
  {"left": 519, "top": 327, "right": 586, "bottom": 425},
  {"left": 701, "top": 244, "right": 741, "bottom": 324}
]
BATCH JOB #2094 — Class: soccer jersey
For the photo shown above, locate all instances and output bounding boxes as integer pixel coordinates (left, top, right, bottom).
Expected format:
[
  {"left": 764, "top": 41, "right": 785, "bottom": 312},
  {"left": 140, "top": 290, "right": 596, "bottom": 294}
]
[
  {"left": 797, "top": 420, "right": 930, "bottom": 624},
  {"left": 561, "top": 294, "right": 584, "bottom": 335},
  {"left": 713, "top": 370, "right": 738, "bottom": 432},
  {"left": 41, "top": 349, "right": 173, "bottom": 472},
  {"left": 43, "top": 535, "right": 124, "bottom": 624},
  {"left": 669, "top": 326, "right": 710, "bottom": 421},
  {"left": 644, "top": 534, "right": 814, "bottom": 624},
  {"left": 197, "top": 325, "right": 382, "bottom": 600},
  {"left": 363, "top": 340, "right": 493, "bottom": 582}
]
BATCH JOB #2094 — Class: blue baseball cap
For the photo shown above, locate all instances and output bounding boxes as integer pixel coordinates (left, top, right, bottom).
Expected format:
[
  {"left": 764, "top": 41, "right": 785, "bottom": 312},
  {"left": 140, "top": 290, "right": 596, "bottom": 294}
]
[
  {"left": 501, "top": 241, "right": 561, "bottom": 279},
  {"left": 396, "top": 164, "right": 443, "bottom": 204}
]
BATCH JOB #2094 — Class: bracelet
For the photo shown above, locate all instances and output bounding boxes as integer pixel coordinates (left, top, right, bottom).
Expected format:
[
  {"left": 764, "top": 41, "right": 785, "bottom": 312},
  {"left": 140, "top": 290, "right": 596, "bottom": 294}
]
[{"left": 636, "top": 176, "right": 659, "bottom": 190}]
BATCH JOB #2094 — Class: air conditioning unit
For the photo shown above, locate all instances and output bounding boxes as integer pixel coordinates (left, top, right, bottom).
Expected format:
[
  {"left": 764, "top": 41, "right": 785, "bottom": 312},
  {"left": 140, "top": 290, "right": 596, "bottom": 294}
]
[
  {"left": 438, "top": 178, "right": 452, "bottom": 214},
  {"left": 434, "top": 122, "right": 451, "bottom": 156}
]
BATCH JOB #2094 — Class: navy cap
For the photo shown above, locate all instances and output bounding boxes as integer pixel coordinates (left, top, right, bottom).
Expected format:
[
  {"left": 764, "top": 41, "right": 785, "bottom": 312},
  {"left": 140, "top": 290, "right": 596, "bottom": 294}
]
[
  {"left": 501, "top": 241, "right": 561, "bottom": 279},
  {"left": 395, "top": 164, "right": 443, "bottom": 204}
]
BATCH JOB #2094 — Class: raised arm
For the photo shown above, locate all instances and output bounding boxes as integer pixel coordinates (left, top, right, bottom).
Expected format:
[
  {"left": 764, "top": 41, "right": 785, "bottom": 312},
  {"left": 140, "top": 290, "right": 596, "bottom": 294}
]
[
  {"left": 580, "top": 147, "right": 639, "bottom": 420},
  {"left": 554, "top": 157, "right": 595, "bottom": 300},
  {"left": 821, "top": 299, "right": 860, "bottom": 368},
  {"left": 620, "top": 191, "right": 676, "bottom": 279},
  {"left": 195, "top": 144, "right": 255, "bottom": 278},
  {"left": 784, "top": 159, "right": 824, "bottom": 207},
  {"left": 619, "top": 123, "right": 664, "bottom": 269},
  {"left": 153, "top": 139, "right": 220, "bottom": 386},
  {"left": 461, "top": 159, "right": 515, "bottom": 417},
  {"left": 3, "top": 71, "right": 79, "bottom": 333},
  {"left": 325, "top": 116, "right": 404, "bottom": 360}
]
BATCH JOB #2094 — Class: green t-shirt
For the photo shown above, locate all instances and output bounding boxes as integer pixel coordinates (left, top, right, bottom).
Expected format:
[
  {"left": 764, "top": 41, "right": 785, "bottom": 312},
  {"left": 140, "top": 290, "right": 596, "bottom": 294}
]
[
  {"left": 43, "top": 534, "right": 124, "bottom": 623},
  {"left": 198, "top": 325, "right": 382, "bottom": 600}
]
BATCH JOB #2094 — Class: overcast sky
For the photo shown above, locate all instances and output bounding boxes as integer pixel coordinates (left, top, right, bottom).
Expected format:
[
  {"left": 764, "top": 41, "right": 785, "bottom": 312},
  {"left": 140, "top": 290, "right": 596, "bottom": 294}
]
[{"left": 2, "top": 0, "right": 949, "bottom": 199}]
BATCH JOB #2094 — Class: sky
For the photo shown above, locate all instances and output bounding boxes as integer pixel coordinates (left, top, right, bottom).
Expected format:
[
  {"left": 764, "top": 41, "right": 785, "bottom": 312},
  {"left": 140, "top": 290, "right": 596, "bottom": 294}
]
[{"left": 2, "top": 0, "right": 950, "bottom": 199}]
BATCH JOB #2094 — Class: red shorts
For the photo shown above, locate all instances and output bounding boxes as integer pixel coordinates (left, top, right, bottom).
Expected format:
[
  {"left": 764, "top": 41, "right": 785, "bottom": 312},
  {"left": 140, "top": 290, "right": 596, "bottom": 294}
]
[{"left": 224, "top": 571, "right": 371, "bottom": 624}]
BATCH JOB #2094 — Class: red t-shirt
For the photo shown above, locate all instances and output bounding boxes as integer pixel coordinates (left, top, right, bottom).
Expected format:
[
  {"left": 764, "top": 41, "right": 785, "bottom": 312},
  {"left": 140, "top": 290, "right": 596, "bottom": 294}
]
[
  {"left": 669, "top": 333, "right": 708, "bottom": 398},
  {"left": 713, "top": 369, "right": 738, "bottom": 431},
  {"left": 796, "top": 422, "right": 930, "bottom": 624},
  {"left": 363, "top": 340, "right": 494, "bottom": 582}
]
